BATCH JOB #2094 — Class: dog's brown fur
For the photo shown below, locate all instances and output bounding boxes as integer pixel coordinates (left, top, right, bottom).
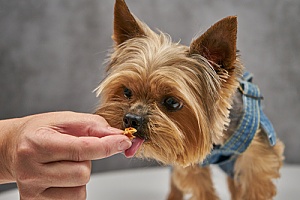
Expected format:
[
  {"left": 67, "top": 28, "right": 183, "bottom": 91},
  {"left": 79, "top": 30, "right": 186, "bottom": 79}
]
[{"left": 95, "top": 0, "right": 284, "bottom": 199}]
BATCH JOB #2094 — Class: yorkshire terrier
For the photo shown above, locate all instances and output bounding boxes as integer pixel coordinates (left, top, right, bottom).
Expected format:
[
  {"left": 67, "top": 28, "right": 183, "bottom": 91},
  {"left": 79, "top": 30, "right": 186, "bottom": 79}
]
[{"left": 95, "top": 0, "right": 284, "bottom": 199}]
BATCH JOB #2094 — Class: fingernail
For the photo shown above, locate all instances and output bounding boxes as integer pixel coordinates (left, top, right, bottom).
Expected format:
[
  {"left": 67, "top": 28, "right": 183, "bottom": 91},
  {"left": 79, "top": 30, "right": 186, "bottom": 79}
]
[{"left": 118, "top": 140, "right": 132, "bottom": 151}]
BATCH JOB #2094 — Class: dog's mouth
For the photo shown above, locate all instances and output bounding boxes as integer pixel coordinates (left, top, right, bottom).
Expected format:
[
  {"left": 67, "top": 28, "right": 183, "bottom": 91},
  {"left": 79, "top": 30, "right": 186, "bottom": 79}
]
[
  {"left": 124, "top": 129, "right": 149, "bottom": 157},
  {"left": 124, "top": 136, "right": 145, "bottom": 157}
]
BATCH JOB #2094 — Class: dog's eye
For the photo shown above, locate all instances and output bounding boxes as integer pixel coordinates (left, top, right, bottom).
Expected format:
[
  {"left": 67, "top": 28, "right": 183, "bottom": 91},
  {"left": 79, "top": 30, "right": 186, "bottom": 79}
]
[
  {"left": 123, "top": 87, "right": 132, "bottom": 99},
  {"left": 163, "top": 96, "right": 183, "bottom": 111}
]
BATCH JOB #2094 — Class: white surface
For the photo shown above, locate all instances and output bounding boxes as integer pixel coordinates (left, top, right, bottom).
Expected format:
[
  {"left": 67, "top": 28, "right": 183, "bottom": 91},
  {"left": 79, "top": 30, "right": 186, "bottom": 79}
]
[{"left": 0, "top": 165, "right": 299, "bottom": 200}]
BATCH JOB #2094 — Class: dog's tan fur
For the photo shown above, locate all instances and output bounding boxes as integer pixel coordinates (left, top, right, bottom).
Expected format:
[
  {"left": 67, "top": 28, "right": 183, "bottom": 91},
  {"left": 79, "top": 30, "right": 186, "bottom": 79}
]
[{"left": 95, "top": 0, "right": 284, "bottom": 199}]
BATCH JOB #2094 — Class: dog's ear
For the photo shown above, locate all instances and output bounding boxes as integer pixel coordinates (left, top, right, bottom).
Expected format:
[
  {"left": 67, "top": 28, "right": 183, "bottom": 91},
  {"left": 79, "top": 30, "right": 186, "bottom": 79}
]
[
  {"left": 190, "top": 16, "right": 237, "bottom": 71},
  {"left": 113, "top": 0, "right": 145, "bottom": 45}
]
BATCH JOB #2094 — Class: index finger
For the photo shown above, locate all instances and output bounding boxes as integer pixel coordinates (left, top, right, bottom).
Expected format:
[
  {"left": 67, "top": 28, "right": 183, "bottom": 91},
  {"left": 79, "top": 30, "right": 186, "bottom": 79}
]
[{"left": 34, "top": 127, "right": 132, "bottom": 163}]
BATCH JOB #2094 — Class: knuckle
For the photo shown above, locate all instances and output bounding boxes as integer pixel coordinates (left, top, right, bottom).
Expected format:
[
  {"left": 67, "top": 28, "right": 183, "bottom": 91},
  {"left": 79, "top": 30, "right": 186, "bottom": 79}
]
[
  {"left": 16, "top": 127, "right": 53, "bottom": 160},
  {"left": 75, "top": 161, "right": 91, "bottom": 185},
  {"left": 16, "top": 144, "right": 31, "bottom": 158},
  {"left": 70, "top": 139, "right": 90, "bottom": 162},
  {"left": 102, "top": 143, "right": 112, "bottom": 158},
  {"left": 70, "top": 147, "right": 82, "bottom": 162},
  {"left": 15, "top": 141, "right": 35, "bottom": 163},
  {"left": 17, "top": 173, "right": 32, "bottom": 185},
  {"left": 86, "top": 115, "right": 106, "bottom": 134},
  {"left": 89, "top": 114, "right": 108, "bottom": 129},
  {"left": 14, "top": 147, "right": 37, "bottom": 185}
]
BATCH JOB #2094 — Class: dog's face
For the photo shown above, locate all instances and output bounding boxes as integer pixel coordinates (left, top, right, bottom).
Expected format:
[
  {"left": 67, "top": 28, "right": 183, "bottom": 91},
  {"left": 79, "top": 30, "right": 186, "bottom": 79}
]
[{"left": 95, "top": 0, "right": 242, "bottom": 167}]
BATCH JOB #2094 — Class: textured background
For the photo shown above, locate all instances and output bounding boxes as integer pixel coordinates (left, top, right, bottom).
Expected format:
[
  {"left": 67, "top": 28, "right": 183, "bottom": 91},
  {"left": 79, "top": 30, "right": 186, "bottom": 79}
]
[{"left": 0, "top": 0, "right": 299, "bottom": 191}]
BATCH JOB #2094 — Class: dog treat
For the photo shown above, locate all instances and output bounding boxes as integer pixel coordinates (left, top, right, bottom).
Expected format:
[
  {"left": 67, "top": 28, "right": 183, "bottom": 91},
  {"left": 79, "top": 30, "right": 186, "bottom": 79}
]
[{"left": 123, "top": 127, "right": 137, "bottom": 140}]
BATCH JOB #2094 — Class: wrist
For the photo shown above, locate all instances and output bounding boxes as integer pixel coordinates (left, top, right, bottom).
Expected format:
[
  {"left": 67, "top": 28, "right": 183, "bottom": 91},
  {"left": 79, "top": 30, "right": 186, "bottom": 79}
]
[{"left": 0, "top": 118, "right": 23, "bottom": 183}]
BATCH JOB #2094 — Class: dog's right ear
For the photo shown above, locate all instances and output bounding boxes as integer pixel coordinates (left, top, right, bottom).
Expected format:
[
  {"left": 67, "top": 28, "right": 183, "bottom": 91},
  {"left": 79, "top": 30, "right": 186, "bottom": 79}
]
[{"left": 113, "top": 0, "right": 145, "bottom": 45}]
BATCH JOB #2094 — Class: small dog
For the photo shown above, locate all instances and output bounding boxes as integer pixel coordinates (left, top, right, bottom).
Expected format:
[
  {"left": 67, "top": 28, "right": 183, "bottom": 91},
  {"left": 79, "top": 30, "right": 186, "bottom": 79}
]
[{"left": 95, "top": 0, "right": 284, "bottom": 199}]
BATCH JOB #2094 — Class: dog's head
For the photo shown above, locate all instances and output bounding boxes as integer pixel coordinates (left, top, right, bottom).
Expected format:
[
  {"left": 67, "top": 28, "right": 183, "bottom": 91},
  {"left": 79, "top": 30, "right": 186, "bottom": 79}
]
[{"left": 95, "top": 0, "right": 242, "bottom": 167}]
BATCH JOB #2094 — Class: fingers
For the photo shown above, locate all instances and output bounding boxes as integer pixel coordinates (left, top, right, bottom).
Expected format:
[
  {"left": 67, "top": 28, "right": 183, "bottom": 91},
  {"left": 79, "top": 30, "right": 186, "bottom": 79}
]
[
  {"left": 27, "top": 127, "right": 132, "bottom": 163},
  {"left": 42, "top": 186, "right": 87, "bottom": 200},
  {"left": 18, "top": 111, "right": 132, "bottom": 163},
  {"left": 19, "top": 185, "right": 87, "bottom": 200},
  {"left": 30, "top": 111, "right": 124, "bottom": 137},
  {"left": 16, "top": 161, "right": 90, "bottom": 200},
  {"left": 53, "top": 114, "right": 123, "bottom": 137},
  {"left": 57, "top": 134, "right": 132, "bottom": 162},
  {"left": 11, "top": 111, "right": 131, "bottom": 200},
  {"left": 40, "top": 161, "right": 91, "bottom": 188}
]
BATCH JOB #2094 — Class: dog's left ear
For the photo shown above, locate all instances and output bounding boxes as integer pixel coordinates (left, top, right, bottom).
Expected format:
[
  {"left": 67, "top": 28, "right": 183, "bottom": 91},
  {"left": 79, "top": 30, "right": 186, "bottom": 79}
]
[
  {"left": 113, "top": 0, "right": 145, "bottom": 45},
  {"left": 190, "top": 16, "right": 237, "bottom": 71}
]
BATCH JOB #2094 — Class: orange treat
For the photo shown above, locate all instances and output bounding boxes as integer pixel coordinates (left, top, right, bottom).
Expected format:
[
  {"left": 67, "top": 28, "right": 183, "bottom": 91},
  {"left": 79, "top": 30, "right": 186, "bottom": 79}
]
[{"left": 123, "top": 127, "right": 137, "bottom": 140}]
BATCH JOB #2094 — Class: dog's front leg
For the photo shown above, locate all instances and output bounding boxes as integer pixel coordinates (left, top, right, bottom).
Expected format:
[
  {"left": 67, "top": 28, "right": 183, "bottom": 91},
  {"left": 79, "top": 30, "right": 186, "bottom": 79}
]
[
  {"left": 228, "top": 131, "right": 284, "bottom": 200},
  {"left": 167, "top": 175, "right": 184, "bottom": 200},
  {"left": 167, "top": 165, "right": 219, "bottom": 200}
]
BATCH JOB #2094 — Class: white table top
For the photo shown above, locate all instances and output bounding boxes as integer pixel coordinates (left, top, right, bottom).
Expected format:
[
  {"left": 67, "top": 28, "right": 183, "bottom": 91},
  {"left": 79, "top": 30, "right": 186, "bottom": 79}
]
[{"left": 1, "top": 164, "right": 299, "bottom": 200}]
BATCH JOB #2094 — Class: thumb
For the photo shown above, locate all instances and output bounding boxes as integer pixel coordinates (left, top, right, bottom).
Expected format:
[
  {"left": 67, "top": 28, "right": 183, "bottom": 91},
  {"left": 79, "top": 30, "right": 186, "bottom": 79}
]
[{"left": 44, "top": 112, "right": 124, "bottom": 138}]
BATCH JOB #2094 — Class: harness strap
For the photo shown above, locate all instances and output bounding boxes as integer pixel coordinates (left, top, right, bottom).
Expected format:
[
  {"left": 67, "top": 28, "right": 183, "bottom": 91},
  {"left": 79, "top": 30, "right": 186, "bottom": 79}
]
[{"left": 201, "top": 72, "right": 277, "bottom": 177}]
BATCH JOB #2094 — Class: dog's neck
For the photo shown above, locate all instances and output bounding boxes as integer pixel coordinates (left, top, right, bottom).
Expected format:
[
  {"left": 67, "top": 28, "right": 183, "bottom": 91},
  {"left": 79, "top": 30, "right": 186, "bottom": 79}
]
[{"left": 223, "top": 90, "right": 244, "bottom": 142}]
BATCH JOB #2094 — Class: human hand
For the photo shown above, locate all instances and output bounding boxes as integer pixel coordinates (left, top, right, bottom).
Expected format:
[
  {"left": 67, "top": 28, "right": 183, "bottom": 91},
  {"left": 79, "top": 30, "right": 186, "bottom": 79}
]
[{"left": 0, "top": 111, "right": 131, "bottom": 200}]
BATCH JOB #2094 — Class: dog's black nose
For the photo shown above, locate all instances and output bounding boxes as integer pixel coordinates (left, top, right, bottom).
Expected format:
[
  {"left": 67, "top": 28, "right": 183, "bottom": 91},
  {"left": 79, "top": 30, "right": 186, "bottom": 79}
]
[{"left": 123, "top": 113, "right": 144, "bottom": 130}]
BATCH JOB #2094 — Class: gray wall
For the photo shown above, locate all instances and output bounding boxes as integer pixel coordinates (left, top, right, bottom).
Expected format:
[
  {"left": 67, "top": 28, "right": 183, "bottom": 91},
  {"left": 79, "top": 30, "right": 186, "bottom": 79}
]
[{"left": 0, "top": 0, "right": 299, "bottom": 179}]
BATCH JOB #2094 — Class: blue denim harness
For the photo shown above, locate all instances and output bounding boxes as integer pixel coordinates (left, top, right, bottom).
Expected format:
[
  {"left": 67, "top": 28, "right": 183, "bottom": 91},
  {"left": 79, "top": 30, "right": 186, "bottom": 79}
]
[{"left": 200, "top": 72, "right": 277, "bottom": 177}]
